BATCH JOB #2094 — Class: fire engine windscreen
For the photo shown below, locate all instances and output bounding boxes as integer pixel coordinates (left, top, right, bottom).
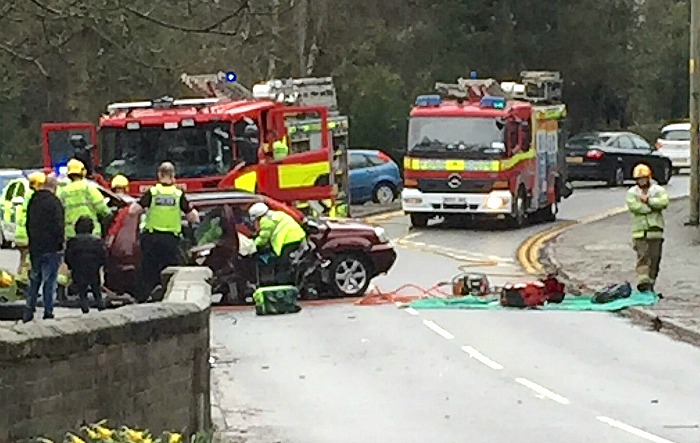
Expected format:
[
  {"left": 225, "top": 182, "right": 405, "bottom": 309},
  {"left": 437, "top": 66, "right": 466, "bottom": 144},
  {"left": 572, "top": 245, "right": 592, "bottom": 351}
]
[
  {"left": 407, "top": 117, "right": 506, "bottom": 158},
  {"left": 99, "top": 123, "right": 233, "bottom": 180}
]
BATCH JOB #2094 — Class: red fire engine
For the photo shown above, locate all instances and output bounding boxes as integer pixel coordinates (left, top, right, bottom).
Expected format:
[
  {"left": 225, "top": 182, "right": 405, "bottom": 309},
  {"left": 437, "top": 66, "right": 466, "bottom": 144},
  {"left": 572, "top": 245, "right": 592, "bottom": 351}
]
[
  {"left": 41, "top": 74, "right": 350, "bottom": 216},
  {"left": 401, "top": 71, "right": 572, "bottom": 228}
]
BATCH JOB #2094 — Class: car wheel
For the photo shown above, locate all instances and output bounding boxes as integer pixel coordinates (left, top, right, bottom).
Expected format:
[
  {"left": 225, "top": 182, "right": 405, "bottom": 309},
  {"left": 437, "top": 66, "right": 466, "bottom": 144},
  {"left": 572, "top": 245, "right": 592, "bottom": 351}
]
[
  {"left": 330, "top": 253, "right": 371, "bottom": 297},
  {"left": 372, "top": 182, "right": 396, "bottom": 205},
  {"left": 0, "top": 301, "right": 25, "bottom": 321},
  {"left": 657, "top": 162, "right": 672, "bottom": 185},
  {"left": 607, "top": 164, "right": 624, "bottom": 187},
  {"left": 409, "top": 213, "right": 429, "bottom": 228},
  {"left": 508, "top": 188, "right": 527, "bottom": 228},
  {"left": 537, "top": 202, "right": 557, "bottom": 223}
]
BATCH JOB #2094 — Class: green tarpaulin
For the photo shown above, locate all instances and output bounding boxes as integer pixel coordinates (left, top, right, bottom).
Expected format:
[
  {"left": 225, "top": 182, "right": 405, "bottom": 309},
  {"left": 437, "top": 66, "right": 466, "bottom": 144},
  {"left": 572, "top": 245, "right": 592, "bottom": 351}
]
[{"left": 408, "top": 291, "right": 659, "bottom": 311}]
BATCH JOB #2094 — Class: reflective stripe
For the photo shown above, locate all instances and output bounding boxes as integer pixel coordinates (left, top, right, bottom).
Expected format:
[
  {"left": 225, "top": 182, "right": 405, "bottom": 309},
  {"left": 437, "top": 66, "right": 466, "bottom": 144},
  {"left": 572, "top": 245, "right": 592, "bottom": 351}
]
[
  {"left": 233, "top": 171, "right": 257, "bottom": 193},
  {"left": 278, "top": 161, "right": 330, "bottom": 189},
  {"left": 57, "top": 179, "right": 107, "bottom": 238},
  {"left": 403, "top": 149, "right": 536, "bottom": 173}
]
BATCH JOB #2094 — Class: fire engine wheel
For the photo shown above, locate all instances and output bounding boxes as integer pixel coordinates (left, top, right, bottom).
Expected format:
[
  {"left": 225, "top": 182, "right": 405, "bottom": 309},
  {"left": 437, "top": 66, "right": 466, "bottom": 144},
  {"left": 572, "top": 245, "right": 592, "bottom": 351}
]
[
  {"left": 508, "top": 188, "right": 527, "bottom": 228},
  {"left": 372, "top": 182, "right": 396, "bottom": 204},
  {"left": 409, "top": 213, "right": 429, "bottom": 228},
  {"left": 330, "top": 253, "right": 371, "bottom": 297}
]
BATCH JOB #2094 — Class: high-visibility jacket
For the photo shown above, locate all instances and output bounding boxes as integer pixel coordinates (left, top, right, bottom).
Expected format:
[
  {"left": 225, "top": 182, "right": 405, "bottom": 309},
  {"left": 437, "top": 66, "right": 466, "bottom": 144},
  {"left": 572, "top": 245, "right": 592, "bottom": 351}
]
[
  {"left": 272, "top": 139, "right": 289, "bottom": 160},
  {"left": 254, "top": 210, "right": 306, "bottom": 256},
  {"left": 625, "top": 182, "right": 669, "bottom": 240},
  {"left": 143, "top": 184, "right": 183, "bottom": 235},
  {"left": 56, "top": 179, "right": 110, "bottom": 238},
  {"left": 14, "top": 189, "right": 34, "bottom": 247}
]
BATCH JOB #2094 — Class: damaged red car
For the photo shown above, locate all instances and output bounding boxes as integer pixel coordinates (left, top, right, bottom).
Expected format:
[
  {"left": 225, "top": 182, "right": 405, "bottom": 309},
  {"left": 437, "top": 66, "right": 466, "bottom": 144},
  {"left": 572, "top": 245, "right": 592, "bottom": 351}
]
[{"left": 101, "top": 189, "right": 397, "bottom": 303}]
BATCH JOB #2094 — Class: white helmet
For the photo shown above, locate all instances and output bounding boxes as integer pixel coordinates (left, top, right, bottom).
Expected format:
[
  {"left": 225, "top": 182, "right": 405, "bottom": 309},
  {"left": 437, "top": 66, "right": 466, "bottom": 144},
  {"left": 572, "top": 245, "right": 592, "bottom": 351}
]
[{"left": 248, "top": 202, "right": 269, "bottom": 219}]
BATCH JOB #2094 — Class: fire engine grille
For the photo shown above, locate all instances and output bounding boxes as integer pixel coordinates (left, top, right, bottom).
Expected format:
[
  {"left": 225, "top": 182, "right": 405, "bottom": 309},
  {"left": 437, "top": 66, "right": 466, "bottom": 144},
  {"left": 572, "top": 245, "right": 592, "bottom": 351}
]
[{"left": 417, "top": 179, "right": 494, "bottom": 194}]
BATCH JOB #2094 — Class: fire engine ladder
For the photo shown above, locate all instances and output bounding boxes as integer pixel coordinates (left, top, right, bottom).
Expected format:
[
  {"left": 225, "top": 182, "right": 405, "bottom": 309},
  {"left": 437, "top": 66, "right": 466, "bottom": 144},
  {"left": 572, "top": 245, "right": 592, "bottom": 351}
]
[
  {"left": 180, "top": 72, "right": 254, "bottom": 100},
  {"left": 254, "top": 77, "right": 340, "bottom": 114},
  {"left": 435, "top": 78, "right": 508, "bottom": 100},
  {"left": 519, "top": 71, "right": 563, "bottom": 104}
]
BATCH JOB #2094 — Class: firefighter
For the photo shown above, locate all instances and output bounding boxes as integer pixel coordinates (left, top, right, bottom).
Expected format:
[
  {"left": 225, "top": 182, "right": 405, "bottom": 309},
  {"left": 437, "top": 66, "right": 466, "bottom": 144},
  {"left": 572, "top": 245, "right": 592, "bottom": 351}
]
[
  {"left": 128, "top": 162, "right": 200, "bottom": 302},
  {"left": 247, "top": 202, "right": 306, "bottom": 284},
  {"left": 625, "top": 164, "right": 669, "bottom": 293},
  {"left": 69, "top": 135, "right": 95, "bottom": 178},
  {"left": 272, "top": 137, "right": 289, "bottom": 160},
  {"left": 15, "top": 171, "right": 46, "bottom": 277},
  {"left": 56, "top": 159, "right": 111, "bottom": 239},
  {"left": 110, "top": 174, "right": 135, "bottom": 203}
]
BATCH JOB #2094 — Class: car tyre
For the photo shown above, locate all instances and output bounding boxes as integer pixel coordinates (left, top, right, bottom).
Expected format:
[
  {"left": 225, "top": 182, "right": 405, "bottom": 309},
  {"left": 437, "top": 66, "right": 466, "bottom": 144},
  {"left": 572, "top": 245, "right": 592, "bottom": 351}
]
[
  {"left": 607, "top": 164, "right": 625, "bottom": 187},
  {"left": 657, "top": 162, "right": 672, "bottom": 185},
  {"left": 508, "top": 187, "right": 527, "bottom": 228},
  {"left": 409, "top": 213, "right": 429, "bottom": 228},
  {"left": 330, "top": 253, "right": 371, "bottom": 297},
  {"left": 372, "top": 182, "right": 396, "bottom": 205},
  {"left": 0, "top": 301, "right": 25, "bottom": 321}
]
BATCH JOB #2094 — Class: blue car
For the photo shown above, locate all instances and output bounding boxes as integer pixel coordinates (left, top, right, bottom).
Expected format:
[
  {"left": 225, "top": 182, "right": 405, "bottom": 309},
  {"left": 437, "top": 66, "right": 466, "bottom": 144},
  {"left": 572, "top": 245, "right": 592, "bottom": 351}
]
[{"left": 348, "top": 149, "right": 402, "bottom": 204}]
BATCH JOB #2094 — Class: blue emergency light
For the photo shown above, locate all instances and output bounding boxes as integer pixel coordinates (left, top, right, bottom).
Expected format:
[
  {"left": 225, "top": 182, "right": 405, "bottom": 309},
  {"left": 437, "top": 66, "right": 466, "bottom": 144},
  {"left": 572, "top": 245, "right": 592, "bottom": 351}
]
[
  {"left": 480, "top": 96, "right": 506, "bottom": 109},
  {"left": 415, "top": 95, "right": 442, "bottom": 107},
  {"left": 225, "top": 71, "right": 237, "bottom": 82}
]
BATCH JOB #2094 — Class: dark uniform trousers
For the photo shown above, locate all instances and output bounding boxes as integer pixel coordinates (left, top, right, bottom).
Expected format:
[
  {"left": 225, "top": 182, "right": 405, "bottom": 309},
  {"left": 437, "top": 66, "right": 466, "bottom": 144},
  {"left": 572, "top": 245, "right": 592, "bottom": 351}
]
[
  {"left": 138, "top": 230, "right": 182, "bottom": 301},
  {"left": 633, "top": 237, "right": 664, "bottom": 284}
]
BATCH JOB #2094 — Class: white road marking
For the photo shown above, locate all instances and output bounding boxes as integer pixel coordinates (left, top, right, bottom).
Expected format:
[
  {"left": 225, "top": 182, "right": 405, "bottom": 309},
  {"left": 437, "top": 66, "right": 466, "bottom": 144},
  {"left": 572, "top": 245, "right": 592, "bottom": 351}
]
[
  {"left": 515, "top": 378, "right": 570, "bottom": 405},
  {"left": 422, "top": 319, "right": 455, "bottom": 340},
  {"left": 461, "top": 346, "right": 504, "bottom": 370},
  {"left": 596, "top": 417, "right": 677, "bottom": 443},
  {"left": 403, "top": 232, "right": 421, "bottom": 240},
  {"left": 404, "top": 308, "right": 419, "bottom": 316}
]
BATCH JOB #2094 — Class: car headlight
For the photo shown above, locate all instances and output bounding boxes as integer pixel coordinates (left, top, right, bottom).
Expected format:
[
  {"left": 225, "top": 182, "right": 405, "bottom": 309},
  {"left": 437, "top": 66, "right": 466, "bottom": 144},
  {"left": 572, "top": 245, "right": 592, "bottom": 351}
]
[
  {"left": 374, "top": 226, "right": 389, "bottom": 243},
  {"left": 485, "top": 194, "right": 505, "bottom": 210}
]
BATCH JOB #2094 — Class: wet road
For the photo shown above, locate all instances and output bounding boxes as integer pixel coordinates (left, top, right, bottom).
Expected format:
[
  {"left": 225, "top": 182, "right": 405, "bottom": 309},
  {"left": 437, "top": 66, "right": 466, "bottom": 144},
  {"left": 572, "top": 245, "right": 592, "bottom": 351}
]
[{"left": 212, "top": 176, "right": 700, "bottom": 442}]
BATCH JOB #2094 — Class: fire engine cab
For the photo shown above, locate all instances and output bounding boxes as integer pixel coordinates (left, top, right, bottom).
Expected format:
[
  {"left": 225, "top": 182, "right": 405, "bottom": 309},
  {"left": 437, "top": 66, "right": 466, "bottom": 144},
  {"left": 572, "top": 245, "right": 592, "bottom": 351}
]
[
  {"left": 41, "top": 73, "right": 350, "bottom": 216},
  {"left": 402, "top": 71, "right": 572, "bottom": 228}
]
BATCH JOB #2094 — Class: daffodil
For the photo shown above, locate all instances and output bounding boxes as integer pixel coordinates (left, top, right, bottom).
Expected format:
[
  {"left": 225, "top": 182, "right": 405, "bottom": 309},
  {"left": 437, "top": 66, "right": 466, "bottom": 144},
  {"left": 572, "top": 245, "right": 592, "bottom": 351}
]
[
  {"left": 168, "top": 433, "right": 182, "bottom": 443},
  {"left": 95, "top": 425, "right": 114, "bottom": 440},
  {"left": 125, "top": 429, "right": 145, "bottom": 443},
  {"left": 66, "top": 433, "right": 87, "bottom": 443},
  {"left": 36, "top": 438, "right": 54, "bottom": 443},
  {"left": 85, "top": 428, "right": 100, "bottom": 440}
]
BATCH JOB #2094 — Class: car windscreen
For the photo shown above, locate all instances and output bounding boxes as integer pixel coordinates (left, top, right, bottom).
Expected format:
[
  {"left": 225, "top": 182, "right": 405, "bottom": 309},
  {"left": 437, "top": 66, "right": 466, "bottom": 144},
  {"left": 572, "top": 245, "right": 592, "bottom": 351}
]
[
  {"left": 407, "top": 116, "right": 506, "bottom": 158},
  {"left": 660, "top": 129, "right": 690, "bottom": 141}
]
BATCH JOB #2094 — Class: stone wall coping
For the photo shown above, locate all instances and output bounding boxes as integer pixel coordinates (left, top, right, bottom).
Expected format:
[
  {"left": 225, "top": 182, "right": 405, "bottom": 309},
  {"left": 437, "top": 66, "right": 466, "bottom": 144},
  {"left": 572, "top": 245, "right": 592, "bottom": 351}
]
[{"left": 0, "top": 266, "right": 212, "bottom": 362}]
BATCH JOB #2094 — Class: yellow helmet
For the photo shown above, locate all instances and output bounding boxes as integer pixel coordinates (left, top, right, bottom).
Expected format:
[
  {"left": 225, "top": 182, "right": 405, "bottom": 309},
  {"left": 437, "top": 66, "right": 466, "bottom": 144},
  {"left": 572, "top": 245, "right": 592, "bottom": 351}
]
[
  {"left": 633, "top": 164, "right": 652, "bottom": 179},
  {"left": 27, "top": 172, "right": 46, "bottom": 189},
  {"left": 66, "top": 158, "right": 86, "bottom": 176},
  {"left": 111, "top": 174, "right": 129, "bottom": 189}
]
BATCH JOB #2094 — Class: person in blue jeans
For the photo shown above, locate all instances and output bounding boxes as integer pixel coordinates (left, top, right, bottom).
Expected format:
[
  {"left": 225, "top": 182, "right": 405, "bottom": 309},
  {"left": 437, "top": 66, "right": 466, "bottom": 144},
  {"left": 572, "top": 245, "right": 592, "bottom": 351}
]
[{"left": 23, "top": 175, "right": 65, "bottom": 322}]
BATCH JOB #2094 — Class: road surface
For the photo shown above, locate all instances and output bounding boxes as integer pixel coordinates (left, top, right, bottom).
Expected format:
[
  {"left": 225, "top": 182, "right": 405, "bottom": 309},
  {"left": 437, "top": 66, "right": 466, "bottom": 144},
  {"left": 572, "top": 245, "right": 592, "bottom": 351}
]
[{"left": 211, "top": 176, "right": 700, "bottom": 443}]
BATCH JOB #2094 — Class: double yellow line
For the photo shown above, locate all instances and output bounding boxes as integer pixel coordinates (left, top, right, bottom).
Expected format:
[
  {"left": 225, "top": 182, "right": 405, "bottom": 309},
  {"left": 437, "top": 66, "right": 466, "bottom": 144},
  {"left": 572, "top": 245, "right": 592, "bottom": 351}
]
[{"left": 516, "top": 221, "right": 578, "bottom": 275}]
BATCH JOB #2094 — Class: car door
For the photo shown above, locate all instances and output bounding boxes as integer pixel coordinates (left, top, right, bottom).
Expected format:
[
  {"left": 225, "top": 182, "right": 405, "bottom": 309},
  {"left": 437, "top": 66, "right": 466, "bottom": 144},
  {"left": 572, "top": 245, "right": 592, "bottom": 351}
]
[
  {"left": 0, "top": 181, "right": 18, "bottom": 237},
  {"left": 610, "top": 135, "right": 637, "bottom": 176},
  {"left": 348, "top": 153, "right": 374, "bottom": 203},
  {"left": 2, "top": 180, "right": 23, "bottom": 241}
]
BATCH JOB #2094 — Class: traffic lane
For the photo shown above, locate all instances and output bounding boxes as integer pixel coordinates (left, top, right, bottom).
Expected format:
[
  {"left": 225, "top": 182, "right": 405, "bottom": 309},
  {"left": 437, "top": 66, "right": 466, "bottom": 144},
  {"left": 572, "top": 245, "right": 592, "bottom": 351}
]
[
  {"left": 424, "top": 309, "right": 700, "bottom": 442},
  {"left": 211, "top": 249, "right": 647, "bottom": 442},
  {"left": 380, "top": 175, "right": 690, "bottom": 260}
]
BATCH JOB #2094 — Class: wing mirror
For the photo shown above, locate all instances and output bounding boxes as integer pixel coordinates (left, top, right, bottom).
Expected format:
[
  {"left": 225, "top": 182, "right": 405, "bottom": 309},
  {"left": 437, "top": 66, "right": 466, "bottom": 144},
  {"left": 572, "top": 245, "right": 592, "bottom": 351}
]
[{"left": 11, "top": 196, "right": 24, "bottom": 205}]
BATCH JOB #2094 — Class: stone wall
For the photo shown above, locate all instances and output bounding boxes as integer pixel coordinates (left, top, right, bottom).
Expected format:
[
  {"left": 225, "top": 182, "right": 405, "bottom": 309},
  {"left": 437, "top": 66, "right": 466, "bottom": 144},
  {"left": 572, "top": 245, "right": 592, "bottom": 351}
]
[{"left": 0, "top": 267, "right": 213, "bottom": 443}]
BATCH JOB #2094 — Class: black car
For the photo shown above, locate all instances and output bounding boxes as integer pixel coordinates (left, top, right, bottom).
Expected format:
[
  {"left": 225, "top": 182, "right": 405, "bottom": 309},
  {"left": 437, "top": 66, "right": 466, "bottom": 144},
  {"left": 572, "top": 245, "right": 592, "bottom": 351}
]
[{"left": 565, "top": 131, "right": 672, "bottom": 187}]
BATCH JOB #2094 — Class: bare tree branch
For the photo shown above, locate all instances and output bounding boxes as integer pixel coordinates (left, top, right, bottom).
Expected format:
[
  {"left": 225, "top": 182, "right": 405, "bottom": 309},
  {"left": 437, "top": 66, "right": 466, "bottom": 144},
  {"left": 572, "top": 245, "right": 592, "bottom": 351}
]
[
  {"left": 86, "top": 25, "right": 174, "bottom": 71},
  {"left": 123, "top": 1, "right": 250, "bottom": 36},
  {"left": 0, "top": 42, "right": 49, "bottom": 77},
  {"left": 27, "top": 0, "right": 61, "bottom": 16}
]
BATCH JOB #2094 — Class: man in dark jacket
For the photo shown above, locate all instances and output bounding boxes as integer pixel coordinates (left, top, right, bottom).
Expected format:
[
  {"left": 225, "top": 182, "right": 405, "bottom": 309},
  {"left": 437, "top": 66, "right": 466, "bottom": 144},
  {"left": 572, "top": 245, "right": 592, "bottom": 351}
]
[
  {"left": 24, "top": 175, "right": 65, "bottom": 322},
  {"left": 65, "top": 216, "right": 107, "bottom": 313}
]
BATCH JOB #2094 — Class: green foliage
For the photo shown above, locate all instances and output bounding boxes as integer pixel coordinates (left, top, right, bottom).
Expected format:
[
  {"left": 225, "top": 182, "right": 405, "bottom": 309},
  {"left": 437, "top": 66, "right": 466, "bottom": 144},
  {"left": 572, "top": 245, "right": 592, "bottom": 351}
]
[{"left": 0, "top": 0, "right": 692, "bottom": 165}]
